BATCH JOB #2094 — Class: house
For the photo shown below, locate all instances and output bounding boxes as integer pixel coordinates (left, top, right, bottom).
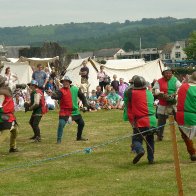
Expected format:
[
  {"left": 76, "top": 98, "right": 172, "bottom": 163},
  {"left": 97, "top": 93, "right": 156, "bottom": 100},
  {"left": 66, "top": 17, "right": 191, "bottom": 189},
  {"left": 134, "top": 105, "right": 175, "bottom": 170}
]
[
  {"left": 93, "top": 48, "right": 125, "bottom": 61},
  {"left": 161, "top": 41, "right": 187, "bottom": 63},
  {"left": 5, "top": 45, "right": 30, "bottom": 58},
  {"left": 120, "top": 48, "right": 161, "bottom": 61}
]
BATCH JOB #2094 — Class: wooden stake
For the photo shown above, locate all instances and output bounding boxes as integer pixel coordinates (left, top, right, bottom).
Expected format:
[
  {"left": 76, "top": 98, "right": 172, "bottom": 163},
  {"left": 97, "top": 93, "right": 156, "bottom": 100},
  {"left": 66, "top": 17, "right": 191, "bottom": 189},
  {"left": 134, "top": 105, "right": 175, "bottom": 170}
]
[{"left": 169, "top": 115, "right": 184, "bottom": 196}]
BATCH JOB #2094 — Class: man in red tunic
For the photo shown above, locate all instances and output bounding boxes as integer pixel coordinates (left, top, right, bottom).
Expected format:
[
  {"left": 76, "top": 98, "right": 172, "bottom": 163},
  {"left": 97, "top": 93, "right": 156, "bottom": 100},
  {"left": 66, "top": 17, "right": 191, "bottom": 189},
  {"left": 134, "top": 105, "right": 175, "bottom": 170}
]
[
  {"left": 0, "top": 75, "right": 19, "bottom": 153},
  {"left": 153, "top": 67, "right": 181, "bottom": 141},
  {"left": 176, "top": 72, "right": 196, "bottom": 161},
  {"left": 124, "top": 76, "right": 156, "bottom": 164}
]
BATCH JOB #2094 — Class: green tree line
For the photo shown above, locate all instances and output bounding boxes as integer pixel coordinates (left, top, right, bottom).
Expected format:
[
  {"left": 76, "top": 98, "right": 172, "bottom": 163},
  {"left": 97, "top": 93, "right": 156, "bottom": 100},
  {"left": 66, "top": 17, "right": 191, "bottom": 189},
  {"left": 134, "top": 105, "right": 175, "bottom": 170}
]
[{"left": 0, "top": 17, "right": 196, "bottom": 52}]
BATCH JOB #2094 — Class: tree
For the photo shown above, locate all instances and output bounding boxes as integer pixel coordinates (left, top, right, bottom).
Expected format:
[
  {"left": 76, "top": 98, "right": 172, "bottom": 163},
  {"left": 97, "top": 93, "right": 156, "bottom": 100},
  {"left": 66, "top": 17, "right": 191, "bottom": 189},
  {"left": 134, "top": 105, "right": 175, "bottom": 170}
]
[
  {"left": 123, "top": 41, "right": 135, "bottom": 52},
  {"left": 184, "top": 31, "right": 196, "bottom": 60}
]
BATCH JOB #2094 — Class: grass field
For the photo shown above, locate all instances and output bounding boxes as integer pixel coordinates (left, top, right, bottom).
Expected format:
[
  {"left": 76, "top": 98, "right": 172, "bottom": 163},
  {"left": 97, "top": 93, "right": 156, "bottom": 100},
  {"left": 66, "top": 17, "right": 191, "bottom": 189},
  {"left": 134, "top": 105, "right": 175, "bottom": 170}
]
[{"left": 0, "top": 110, "right": 195, "bottom": 196}]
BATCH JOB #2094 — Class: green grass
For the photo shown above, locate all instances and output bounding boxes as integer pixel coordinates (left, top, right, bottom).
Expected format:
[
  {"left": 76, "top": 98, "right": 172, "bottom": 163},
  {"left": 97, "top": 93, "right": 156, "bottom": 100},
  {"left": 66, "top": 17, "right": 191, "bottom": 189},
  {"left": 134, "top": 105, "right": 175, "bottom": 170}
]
[{"left": 0, "top": 110, "right": 195, "bottom": 196}]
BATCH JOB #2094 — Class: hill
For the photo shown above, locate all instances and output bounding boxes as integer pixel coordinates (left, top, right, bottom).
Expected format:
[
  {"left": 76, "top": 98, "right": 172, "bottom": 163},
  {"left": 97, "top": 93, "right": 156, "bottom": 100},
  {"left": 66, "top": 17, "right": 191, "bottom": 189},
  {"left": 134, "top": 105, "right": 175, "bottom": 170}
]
[{"left": 0, "top": 17, "right": 196, "bottom": 52}]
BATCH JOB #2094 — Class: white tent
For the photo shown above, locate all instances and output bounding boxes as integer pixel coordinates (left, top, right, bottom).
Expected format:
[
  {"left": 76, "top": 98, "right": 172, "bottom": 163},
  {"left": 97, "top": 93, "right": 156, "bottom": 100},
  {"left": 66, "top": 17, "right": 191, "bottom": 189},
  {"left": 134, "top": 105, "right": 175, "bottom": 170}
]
[
  {"left": 65, "top": 58, "right": 164, "bottom": 92},
  {"left": 1, "top": 61, "right": 33, "bottom": 84},
  {"left": 104, "top": 59, "right": 164, "bottom": 84},
  {"left": 65, "top": 58, "right": 100, "bottom": 92},
  {"left": 18, "top": 56, "right": 59, "bottom": 71}
]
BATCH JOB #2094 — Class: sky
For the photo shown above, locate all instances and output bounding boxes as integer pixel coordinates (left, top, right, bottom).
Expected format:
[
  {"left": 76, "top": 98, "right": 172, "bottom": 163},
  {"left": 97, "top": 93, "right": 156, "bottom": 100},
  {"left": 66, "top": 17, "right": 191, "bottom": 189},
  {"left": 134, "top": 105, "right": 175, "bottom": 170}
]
[{"left": 0, "top": 0, "right": 196, "bottom": 27}]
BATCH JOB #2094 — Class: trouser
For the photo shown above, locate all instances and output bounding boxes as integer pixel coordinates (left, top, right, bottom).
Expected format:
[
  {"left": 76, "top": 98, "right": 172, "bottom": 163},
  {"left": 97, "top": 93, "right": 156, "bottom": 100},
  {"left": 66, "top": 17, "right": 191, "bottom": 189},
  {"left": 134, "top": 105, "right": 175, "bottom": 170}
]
[
  {"left": 132, "top": 127, "right": 155, "bottom": 161},
  {"left": 29, "top": 115, "right": 42, "bottom": 138},
  {"left": 157, "top": 114, "right": 168, "bottom": 139},
  {"left": 157, "top": 113, "right": 196, "bottom": 155},
  {"left": 99, "top": 81, "right": 107, "bottom": 92},
  {"left": 57, "top": 115, "right": 85, "bottom": 142},
  {"left": 179, "top": 127, "right": 196, "bottom": 156},
  {"left": 0, "top": 121, "right": 18, "bottom": 149}
]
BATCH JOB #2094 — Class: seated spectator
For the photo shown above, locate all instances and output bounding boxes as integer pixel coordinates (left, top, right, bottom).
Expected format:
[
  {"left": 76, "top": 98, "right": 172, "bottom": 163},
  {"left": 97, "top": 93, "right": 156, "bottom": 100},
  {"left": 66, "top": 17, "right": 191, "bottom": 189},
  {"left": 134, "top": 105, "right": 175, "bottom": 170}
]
[
  {"left": 111, "top": 74, "right": 119, "bottom": 93},
  {"left": 46, "top": 78, "right": 55, "bottom": 91},
  {"left": 97, "top": 93, "right": 110, "bottom": 110},
  {"left": 13, "top": 93, "right": 25, "bottom": 111},
  {"left": 88, "top": 90, "right": 100, "bottom": 110},
  {"left": 107, "top": 88, "right": 122, "bottom": 109},
  {"left": 104, "top": 84, "right": 112, "bottom": 96},
  {"left": 45, "top": 91, "right": 55, "bottom": 110},
  {"left": 96, "top": 85, "right": 102, "bottom": 99}
]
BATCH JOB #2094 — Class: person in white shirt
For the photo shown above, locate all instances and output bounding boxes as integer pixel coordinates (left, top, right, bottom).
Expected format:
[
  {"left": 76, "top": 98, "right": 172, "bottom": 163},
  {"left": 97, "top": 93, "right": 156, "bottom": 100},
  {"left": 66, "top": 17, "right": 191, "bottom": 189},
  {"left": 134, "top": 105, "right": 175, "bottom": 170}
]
[
  {"left": 13, "top": 93, "right": 25, "bottom": 111},
  {"left": 45, "top": 91, "right": 55, "bottom": 110}
]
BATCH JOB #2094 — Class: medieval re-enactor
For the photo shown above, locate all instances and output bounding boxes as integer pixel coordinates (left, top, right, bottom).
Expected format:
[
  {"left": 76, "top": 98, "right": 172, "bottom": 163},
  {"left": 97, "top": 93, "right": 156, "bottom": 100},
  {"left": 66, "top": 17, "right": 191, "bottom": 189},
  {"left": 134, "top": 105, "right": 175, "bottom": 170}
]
[
  {"left": 176, "top": 71, "right": 196, "bottom": 161},
  {"left": 153, "top": 67, "right": 181, "bottom": 141},
  {"left": 0, "top": 75, "right": 19, "bottom": 153},
  {"left": 51, "top": 76, "right": 88, "bottom": 143},
  {"left": 124, "top": 76, "right": 156, "bottom": 164}
]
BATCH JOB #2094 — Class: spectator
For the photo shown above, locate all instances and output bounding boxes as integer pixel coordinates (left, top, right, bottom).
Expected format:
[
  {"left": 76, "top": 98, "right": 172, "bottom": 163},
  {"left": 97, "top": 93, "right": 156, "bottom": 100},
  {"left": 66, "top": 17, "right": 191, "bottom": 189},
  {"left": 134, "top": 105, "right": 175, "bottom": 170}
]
[
  {"left": 4, "top": 67, "right": 18, "bottom": 91},
  {"left": 88, "top": 90, "right": 100, "bottom": 111},
  {"left": 107, "top": 88, "right": 122, "bottom": 109},
  {"left": 13, "top": 93, "right": 25, "bottom": 111},
  {"left": 45, "top": 91, "right": 55, "bottom": 110},
  {"left": 79, "top": 60, "right": 89, "bottom": 84},
  {"left": 104, "top": 84, "right": 112, "bottom": 96},
  {"left": 111, "top": 74, "right": 119, "bottom": 93},
  {"left": 32, "top": 64, "right": 48, "bottom": 90},
  {"left": 46, "top": 78, "right": 55, "bottom": 91},
  {"left": 96, "top": 85, "right": 102, "bottom": 99},
  {"left": 97, "top": 93, "right": 110, "bottom": 110},
  {"left": 119, "top": 78, "right": 128, "bottom": 99},
  {"left": 44, "top": 67, "right": 50, "bottom": 79},
  {"left": 97, "top": 65, "right": 107, "bottom": 91}
]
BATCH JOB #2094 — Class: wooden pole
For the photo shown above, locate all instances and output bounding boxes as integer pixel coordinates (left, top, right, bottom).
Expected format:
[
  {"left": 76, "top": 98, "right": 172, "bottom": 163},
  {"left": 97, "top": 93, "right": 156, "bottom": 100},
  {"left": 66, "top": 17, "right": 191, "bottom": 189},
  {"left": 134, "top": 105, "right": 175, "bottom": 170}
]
[
  {"left": 158, "top": 59, "right": 163, "bottom": 73},
  {"left": 169, "top": 115, "right": 184, "bottom": 196}
]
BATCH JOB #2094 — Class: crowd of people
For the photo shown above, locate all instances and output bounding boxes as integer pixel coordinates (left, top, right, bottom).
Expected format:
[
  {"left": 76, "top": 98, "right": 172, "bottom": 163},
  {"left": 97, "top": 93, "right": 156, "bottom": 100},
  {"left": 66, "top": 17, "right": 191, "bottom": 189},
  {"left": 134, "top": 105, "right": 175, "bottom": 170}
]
[{"left": 0, "top": 60, "right": 195, "bottom": 165}]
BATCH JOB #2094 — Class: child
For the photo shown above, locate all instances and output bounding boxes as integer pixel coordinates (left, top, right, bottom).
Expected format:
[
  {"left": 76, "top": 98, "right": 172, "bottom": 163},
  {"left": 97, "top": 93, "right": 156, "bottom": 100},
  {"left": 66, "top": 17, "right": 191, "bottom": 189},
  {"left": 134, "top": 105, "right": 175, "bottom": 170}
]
[
  {"left": 88, "top": 90, "right": 100, "bottom": 111},
  {"left": 97, "top": 93, "right": 111, "bottom": 110},
  {"left": 111, "top": 74, "right": 119, "bottom": 93},
  {"left": 107, "top": 88, "right": 122, "bottom": 109}
]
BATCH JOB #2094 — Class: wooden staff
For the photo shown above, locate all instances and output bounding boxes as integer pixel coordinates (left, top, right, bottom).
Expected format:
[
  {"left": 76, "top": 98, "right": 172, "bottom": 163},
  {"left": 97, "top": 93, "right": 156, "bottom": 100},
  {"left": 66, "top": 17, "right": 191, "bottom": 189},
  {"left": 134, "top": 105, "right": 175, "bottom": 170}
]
[
  {"left": 169, "top": 115, "right": 184, "bottom": 196},
  {"left": 158, "top": 59, "right": 163, "bottom": 73}
]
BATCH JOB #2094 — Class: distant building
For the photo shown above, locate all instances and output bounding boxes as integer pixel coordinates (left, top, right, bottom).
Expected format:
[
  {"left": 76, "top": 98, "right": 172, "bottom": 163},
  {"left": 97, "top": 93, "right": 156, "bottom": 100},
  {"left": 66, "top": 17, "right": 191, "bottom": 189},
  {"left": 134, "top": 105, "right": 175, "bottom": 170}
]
[
  {"left": 5, "top": 45, "right": 30, "bottom": 58},
  {"left": 161, "top": 41, "right": 187, "bottom": 63},
  {"left": 120, "top": 48, "right": 161, "bottom": 61},
  {"left": 93, "top": 48, "right": 125, "bottom": 61}
]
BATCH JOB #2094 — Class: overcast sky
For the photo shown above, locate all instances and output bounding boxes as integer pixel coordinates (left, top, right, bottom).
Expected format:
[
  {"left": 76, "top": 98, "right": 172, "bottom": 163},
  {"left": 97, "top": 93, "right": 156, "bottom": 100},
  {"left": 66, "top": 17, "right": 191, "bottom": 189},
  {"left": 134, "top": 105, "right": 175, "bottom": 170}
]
[{"left": 0, "top": 0, "right": 196, "bottom": 27}]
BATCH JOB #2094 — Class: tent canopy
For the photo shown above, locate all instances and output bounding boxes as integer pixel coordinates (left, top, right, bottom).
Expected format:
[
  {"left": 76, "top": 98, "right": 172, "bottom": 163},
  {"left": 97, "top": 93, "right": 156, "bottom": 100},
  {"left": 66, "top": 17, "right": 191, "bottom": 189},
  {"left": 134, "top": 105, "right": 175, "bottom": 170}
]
[
  {"left": 65, "top": 58, "right": 164, "bottom": 92},
  {"left": 65, "top": 58, "right": 100, "bottom": 92},
  {"left": 18, "top": 56, "right": 59, "bottom": 70},
  {"left": 104, "top": 59, "right": 164, "bottom": 84},
  {"left": 1, "top": 61, "right": 33, "bottom": 84}
]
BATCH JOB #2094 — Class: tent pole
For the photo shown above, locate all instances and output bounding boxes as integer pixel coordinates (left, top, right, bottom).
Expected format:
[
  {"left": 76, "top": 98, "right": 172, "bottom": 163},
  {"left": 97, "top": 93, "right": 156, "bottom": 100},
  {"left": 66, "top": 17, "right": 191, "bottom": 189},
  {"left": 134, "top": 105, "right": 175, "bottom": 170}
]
[
  {"left": 169, "top": 115, "right": 184, "bottom": 196},
  {"left": 158, "top": 59, "right": 163, "bottom": 73}
]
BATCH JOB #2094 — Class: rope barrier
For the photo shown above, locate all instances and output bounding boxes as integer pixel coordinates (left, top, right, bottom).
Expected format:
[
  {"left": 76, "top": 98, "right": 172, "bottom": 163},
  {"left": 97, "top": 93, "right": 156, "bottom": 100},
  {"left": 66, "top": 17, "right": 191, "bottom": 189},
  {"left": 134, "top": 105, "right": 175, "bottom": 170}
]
[{"left": 0, "top": 122, "right": 178, "bottom": 173}]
